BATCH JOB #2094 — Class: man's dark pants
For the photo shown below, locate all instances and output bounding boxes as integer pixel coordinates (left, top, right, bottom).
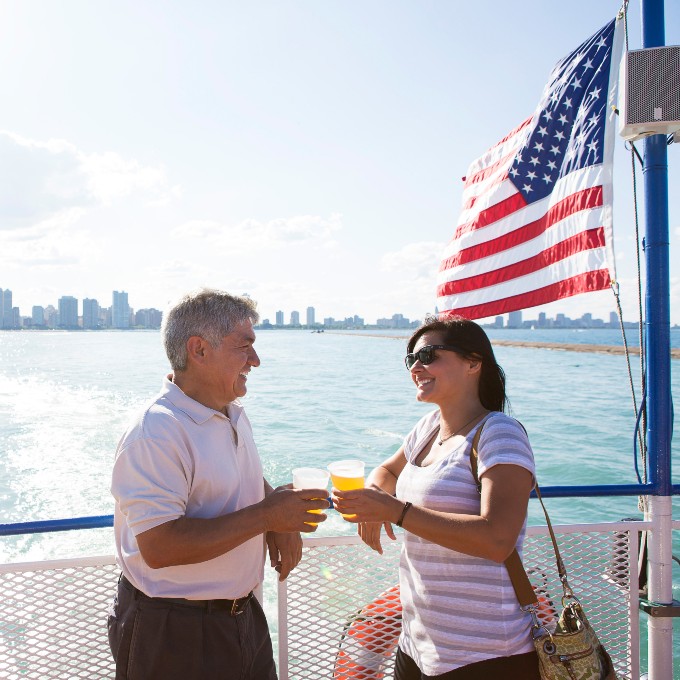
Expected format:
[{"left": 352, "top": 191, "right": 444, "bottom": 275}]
[{"left": 108, "top": 576, "right": 278, "bottom": 680}]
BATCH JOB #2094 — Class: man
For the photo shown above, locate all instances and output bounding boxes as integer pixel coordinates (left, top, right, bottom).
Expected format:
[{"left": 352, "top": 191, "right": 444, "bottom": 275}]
[{"left": 108, "top": 288, "right": 328, "bottom": 679}]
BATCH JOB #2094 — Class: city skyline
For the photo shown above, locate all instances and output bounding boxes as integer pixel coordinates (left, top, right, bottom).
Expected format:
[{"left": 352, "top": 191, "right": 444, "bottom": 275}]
[
  {"left": 1, "top": 3, "right": 678, "bottom": 326},
  {"left": 0, "top": 283, "right": 646, "bottom": 331}
]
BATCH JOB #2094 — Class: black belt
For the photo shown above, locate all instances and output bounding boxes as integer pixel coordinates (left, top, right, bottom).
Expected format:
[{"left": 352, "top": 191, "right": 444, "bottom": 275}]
[{"left": 119, "top": 574, "right": 254, "bottom": 616}]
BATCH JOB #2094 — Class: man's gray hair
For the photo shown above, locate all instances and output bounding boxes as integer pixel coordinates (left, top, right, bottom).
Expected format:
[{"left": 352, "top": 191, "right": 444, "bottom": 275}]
[{"left": 161, "top": 288, "right": 260, "bottom": 371}]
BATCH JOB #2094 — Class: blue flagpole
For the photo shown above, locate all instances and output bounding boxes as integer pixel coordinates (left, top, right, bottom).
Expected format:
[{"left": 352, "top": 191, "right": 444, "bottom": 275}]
[{"left": 640, "top": 0, "right": 673, "bottom": 678}]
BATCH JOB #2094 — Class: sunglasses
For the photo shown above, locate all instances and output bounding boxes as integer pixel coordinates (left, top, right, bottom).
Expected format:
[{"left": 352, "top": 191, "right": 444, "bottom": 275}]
[{"left": 404, "top": 345, "right": 464, "bottom": 370}]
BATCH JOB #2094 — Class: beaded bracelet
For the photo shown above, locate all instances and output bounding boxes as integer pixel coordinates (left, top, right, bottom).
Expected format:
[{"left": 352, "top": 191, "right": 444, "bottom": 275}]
[{"left": 396, "top": 501, "right": 412, "bottom": 527}]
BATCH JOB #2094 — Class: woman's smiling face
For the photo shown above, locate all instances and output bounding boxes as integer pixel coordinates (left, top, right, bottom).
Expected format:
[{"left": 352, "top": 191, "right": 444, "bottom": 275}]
[{"left": 408, "top": 332, "right": 472, "bottom": 404}]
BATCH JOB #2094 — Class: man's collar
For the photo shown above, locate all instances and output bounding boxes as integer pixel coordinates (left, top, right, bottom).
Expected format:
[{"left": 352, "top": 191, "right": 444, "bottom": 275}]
[{"left": 161, "top": 375, "right": 243, "bottom": 425}]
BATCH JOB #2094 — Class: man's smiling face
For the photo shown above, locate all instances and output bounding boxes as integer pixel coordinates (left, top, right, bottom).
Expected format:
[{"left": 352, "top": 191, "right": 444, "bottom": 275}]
[{"left": 203, "top": 318, "right": 260, "bottom": 409}]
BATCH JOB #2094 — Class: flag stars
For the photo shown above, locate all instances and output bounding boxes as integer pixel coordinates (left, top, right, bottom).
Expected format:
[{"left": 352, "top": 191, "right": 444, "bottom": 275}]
[{"left": 502, "top": 20, "right": 614, "bottom": 206}]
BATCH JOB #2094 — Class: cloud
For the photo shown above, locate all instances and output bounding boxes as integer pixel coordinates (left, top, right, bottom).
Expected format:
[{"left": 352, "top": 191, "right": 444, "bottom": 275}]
[
  {"left": 0, "top": 130, "right": 174, "bottom": 230},
  {"left": 380, "top": 241, "right": 445, "bottom": 279},
  {"left": 80, "top": 150, "right": 169, "bottom": 204},
  {"left": 171, "top": 213, "right": 342, "bottom": 252},
  {"left": 0, "top": 217, "right": 98, "bottom": 271}
]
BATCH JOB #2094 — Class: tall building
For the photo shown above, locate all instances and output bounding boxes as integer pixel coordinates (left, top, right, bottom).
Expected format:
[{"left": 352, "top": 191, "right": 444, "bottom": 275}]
[
  {"left": 112, "top": 291, "right": 130, "bottom": 329},
  {"left": 135, "top": 308, "right": 162, "bottom": 328},
  {"left": 290, "top": 311, "right": 300, "bottom": 326},
  {"left": 1, "top": 288, "right": 12, "bottom": 328},
  {"left": 45, "top": 305, "right": 58, "bottom": 328},
  {"left": 507, "top": 310, "right": 523, "bottom": 328},
  {"left": 32, "top": 306, "right": 45, "bottom": 327},
  {"left": 377, "top": 314, "right": 407, "bottom": 329},
  {"left": 82, "top": 298, "right": 100, "bottom": 329},
  {"left": 306, "top": 306, "right": 315, "bottom": 326},
  {"left": 58, "top": 296, "right": 79, "bottom": 328},
  {"left": 275, "top": 310, "right": 284, "bottom": 326}
]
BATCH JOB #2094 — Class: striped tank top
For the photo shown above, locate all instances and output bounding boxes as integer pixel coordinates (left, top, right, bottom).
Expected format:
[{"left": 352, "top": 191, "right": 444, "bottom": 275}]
[{"left": 395, "top": 410, "right": 536, "bottom": 675}]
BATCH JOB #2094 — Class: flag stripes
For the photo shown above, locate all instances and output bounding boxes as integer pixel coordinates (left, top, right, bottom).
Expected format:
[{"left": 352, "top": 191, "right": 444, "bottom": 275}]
[{"left": 436, "top": 18, "right": 623, "bottom": 320}]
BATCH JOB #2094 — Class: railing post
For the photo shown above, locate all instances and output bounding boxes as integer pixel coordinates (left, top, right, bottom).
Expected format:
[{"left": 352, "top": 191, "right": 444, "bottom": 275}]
[
  {"left": 629, "top": 527, "right": 642, "bottom": 680},
  {"left": 278, "top": 577, "right": 289, "bottom": 680},
  {"left": 640, "top": 0, "right": 674, "bottom": 678}
]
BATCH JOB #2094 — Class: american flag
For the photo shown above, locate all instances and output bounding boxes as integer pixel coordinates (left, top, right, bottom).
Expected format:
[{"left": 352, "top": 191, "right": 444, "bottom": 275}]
[{"left": 437, "top": 17, "right": 624, "bottom": 320}]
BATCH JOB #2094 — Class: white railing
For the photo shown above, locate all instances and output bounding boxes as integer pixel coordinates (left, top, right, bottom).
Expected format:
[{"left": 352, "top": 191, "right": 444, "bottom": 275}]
[{"left": 0, "top": 521, "right": 654, "bottom": 679}]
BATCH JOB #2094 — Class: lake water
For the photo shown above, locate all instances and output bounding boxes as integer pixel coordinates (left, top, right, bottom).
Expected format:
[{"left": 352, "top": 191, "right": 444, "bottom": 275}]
[
  {"left": 0, "top": 328, "right": 678, "bottom": 674},
  {"left": 0, "top": 327, "right": 678, "bottom": 555}
]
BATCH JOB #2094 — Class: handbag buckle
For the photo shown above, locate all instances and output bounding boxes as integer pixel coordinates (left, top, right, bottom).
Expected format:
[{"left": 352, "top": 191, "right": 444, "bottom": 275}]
[{"left": 523, "top": 603, "right": 552, "bottom": 641}]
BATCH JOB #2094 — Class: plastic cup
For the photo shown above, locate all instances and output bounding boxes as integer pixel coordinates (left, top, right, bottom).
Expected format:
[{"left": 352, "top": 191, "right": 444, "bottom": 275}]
[
  {"left": 327, "top": 460, "right": 365, "bottom": 518},
  {"left": 292, "top": 467, "right": 330, "bottom": 526}
]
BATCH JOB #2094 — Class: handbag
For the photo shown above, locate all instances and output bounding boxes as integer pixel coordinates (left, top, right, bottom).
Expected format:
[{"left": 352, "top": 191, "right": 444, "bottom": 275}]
[{"left": 470, "top": 424, "right": 618, "bottom": 680}]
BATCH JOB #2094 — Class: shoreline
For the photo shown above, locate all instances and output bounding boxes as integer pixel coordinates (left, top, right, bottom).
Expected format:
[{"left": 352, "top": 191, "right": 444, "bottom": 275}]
[{"left": 330, "top": 332, "right": 680, "bottom": 359}]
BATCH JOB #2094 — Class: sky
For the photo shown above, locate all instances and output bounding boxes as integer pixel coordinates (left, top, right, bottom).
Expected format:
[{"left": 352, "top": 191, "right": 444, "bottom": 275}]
[{"left": 0, "top": 0, "right": 678, "bottom": 325}]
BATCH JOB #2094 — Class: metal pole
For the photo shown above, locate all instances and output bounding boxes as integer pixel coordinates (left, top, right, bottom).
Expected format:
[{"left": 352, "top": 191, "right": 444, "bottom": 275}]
[{"left": 640, "top": 1, "right": 674, "bottom": 678}]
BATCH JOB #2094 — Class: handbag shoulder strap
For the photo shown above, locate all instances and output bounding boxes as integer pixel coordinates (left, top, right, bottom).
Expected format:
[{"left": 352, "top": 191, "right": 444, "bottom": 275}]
[{"left": 470, "top": 421, "right": 569, "bottom": 606}]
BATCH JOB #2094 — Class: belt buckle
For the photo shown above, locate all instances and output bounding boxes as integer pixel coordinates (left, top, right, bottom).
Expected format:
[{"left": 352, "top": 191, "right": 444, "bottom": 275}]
[{"left": 231, "top": 593, "right": 251, "bottom": 616}]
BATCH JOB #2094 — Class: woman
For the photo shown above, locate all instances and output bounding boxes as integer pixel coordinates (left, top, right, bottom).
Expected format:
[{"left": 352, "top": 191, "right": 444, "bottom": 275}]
[{"left": 332, "top": 316, "right": 540, "bottom": 679}]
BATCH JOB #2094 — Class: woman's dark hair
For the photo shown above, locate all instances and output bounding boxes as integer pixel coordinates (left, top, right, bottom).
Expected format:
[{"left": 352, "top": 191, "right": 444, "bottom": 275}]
[{"left": 407, "top": 315, "right": 507, "bottom": 412}]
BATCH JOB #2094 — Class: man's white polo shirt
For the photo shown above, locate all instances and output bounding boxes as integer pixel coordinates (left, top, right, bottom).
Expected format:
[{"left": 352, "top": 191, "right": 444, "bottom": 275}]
[{"left": 112, "top": 376, "right": 265, "bottom": 599}]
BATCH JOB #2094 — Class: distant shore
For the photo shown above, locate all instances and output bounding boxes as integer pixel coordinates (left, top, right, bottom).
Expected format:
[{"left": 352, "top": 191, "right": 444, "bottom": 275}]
[{"left": 331, "top": 332, "right": 680, "bottom": 359}]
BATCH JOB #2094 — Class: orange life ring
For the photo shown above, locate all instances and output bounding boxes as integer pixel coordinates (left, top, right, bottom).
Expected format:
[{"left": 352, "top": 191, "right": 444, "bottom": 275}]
[
  {"left": 534, "top": 592, "right": 558, "bottom": 627},
  {"left": 333, "top": 582, "right": 557, "bottom": 679},
  {"left": 334, "top": 584, "right": 402, "bottom": 680}
]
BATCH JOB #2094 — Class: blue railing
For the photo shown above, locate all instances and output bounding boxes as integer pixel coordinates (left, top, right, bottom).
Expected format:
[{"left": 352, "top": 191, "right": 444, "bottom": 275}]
[{"left": 2, "top": 480, "right": 680, "bottom": 538}]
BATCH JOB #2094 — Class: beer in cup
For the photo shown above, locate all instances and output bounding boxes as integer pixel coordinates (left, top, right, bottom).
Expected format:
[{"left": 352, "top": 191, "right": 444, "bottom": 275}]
[
  {"left": 292, "top": 467, "right": 330, "bottom": 526},
  {"left": 327, "top": 459, "right": 365, "bottom": 518}
]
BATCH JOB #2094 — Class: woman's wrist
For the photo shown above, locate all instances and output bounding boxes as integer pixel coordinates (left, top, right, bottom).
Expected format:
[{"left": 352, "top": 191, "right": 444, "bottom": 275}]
[{"left": 395, "top": 500, "right": 413, "bottom": 527}]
